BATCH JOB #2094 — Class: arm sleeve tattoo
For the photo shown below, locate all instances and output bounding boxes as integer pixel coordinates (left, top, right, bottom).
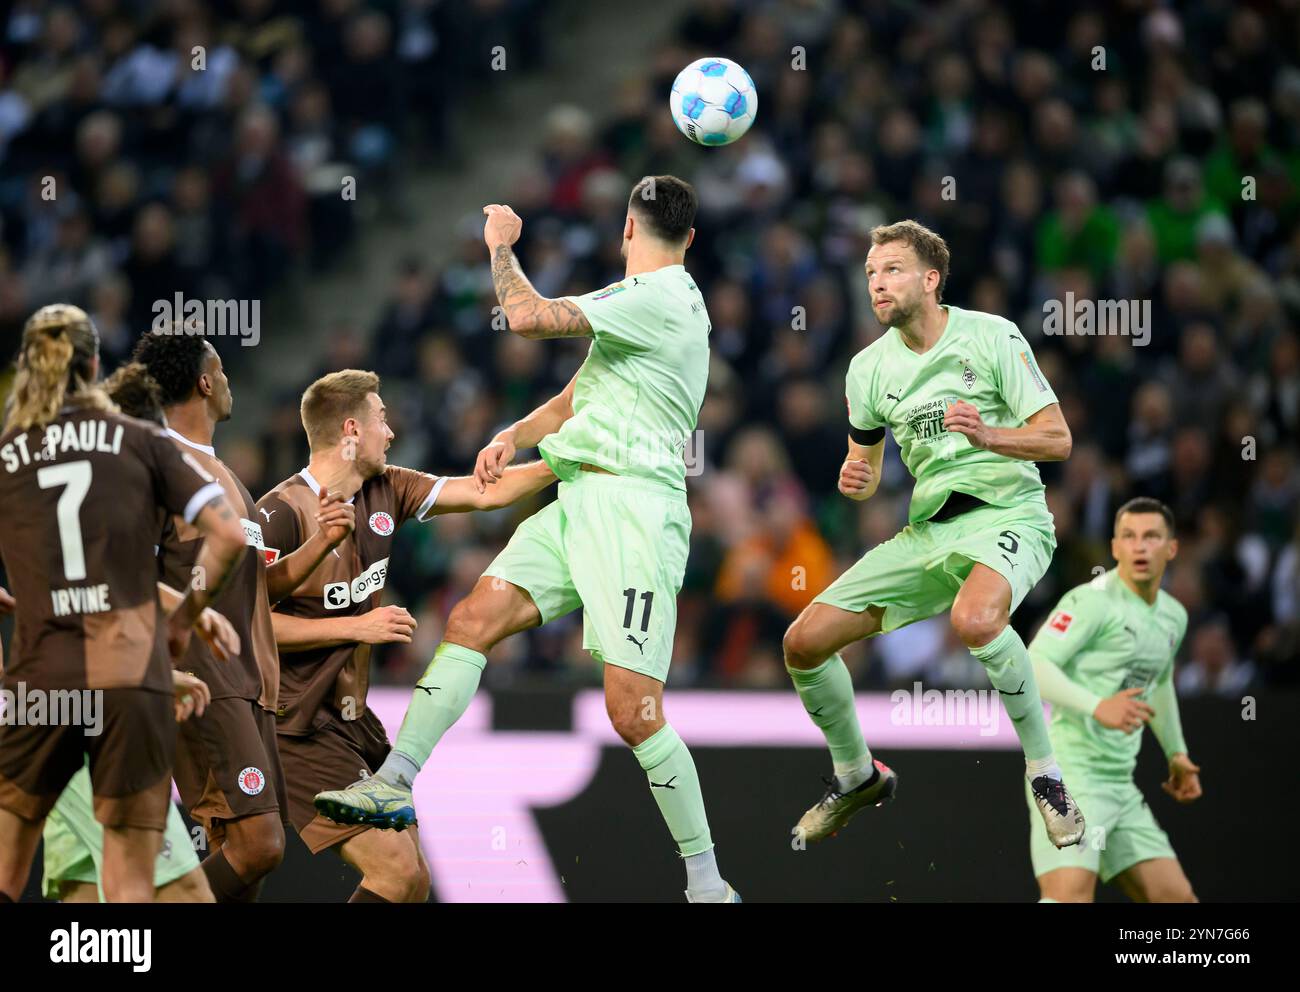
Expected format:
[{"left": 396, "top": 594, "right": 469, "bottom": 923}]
[{"left": 491, "top": 244, "right": 592, "bottom": 338}]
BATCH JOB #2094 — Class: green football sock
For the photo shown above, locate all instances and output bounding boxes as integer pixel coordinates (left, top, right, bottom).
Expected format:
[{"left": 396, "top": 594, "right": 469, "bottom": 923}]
[
  {"left": 385, "top": 642, "right": 486, "bottom": 783},
  {"left": 632, "top": 724, "right": 714, "bottom": 860},
  {"left": 786, "top": 654, "right": 872, "bottom": 775},
  {"left": 970, "top": 626, "right": 1054, "bottom": 762}
]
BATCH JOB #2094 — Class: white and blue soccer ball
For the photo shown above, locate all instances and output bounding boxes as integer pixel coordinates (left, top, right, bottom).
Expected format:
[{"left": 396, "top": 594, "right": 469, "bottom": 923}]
[{"left": 670, "top": 57, "right": 757, "bottom": 146}]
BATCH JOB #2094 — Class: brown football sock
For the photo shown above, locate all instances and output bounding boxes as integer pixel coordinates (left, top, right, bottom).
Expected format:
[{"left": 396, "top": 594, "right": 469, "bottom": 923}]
[{"left": 202, "top": 849, "right": 261, "bottom": 903}]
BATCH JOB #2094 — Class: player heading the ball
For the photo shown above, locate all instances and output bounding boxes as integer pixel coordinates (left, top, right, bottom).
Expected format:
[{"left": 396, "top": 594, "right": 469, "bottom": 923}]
[{"left": 315, "top": 176, "right": 743, "bottom": 903}]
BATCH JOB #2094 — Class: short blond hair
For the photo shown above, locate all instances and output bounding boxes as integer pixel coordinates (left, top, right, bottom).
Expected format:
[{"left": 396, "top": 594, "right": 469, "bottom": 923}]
[
  {"left": 869, "top": 219, "right": 951, "bottom": 302},
  {"left": 300, "top": 369, "right": 380, "bottom": 451}
]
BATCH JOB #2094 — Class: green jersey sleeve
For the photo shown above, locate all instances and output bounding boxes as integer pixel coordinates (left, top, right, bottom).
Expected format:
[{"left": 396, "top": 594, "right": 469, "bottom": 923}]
[
  {"left": 994, "top": 327, "right": 1058, "bottom": 423},
  {"left": 844, "top": 351, "right": 883, "bottom": 431},
  {"left": 1029, "top": 586, "right": 1105, "bottom": 670},
  {"left": 566, "top": 279, "right": 661, "bottom": 354}
]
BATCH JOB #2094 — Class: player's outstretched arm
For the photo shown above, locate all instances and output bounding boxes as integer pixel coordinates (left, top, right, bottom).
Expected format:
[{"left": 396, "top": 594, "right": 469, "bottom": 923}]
[
  {"left": 264, "top": 491, "right": 356, "bottom": 604},
  {"left": 839, "top": 435, "right": 885, "bottom": 501},
  {"left": 434, "top": 460, "right": 557, "bottom": 513},
  {"left": 944, "top": 401, "right": 1072, "bottom": 462},
  {"left": 475, "top": 370, "right": 578, "bottom": 490},
  {"left": 483, "top": 204, "right": 592, "bottom": 340}
]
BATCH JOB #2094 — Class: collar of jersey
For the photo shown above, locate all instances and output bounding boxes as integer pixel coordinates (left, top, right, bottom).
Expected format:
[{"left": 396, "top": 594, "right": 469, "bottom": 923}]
[
  {"left": 1108, "top": 568, "right": 1159, "bottom": 611},
  {"left": 299, "top": 465, "right": 356, "bottom": 504},
  {"left": 892, "top": 305, "right": 958, "bottom": 359},
  {"left": 165, "top": 427, "right": 215, "bottom": 458}
]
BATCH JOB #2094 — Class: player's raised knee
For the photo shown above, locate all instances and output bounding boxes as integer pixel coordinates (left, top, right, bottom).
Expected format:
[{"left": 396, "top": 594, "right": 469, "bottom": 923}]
[
  {"left": 949, "top": 602, "right": 1004, "bottom": 648},
  {"left": 782, "top": 617, "right": 821, "bottom": 670}
]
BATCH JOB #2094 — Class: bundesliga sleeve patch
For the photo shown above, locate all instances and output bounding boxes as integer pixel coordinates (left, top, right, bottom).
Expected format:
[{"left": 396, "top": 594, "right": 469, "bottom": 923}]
[
  {"left": 1020, "top": 350, "right": 1048, "bottom": 392},
  {"left": 592, "top": 282, "right": 626, "bottom": 300},
  {"left": 1046, "top": 611, "right": 1073, "bottom": 636}
]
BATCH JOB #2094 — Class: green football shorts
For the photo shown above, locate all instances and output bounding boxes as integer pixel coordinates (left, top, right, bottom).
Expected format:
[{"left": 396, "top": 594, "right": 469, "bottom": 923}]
[
  {"left": 42, "top": 764, "right": 199, "bottom": 900},
  {"left": 813, "top": 499, "right": 1056, "bottom": 630},
  {"left": 484, "top": 470, "right": 691, "bottom": 683},
  {"left": 1026, "top": 776, "right": 1176, "bottom": 882}
]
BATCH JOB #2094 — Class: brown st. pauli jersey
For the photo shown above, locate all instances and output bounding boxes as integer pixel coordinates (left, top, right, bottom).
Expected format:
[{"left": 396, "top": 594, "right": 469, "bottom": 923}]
[
  {"left": 0, "top": 407, "right": 223, "bottom": 691},
  {"left": 156, "top": 429, "right": 280, "bottom": 711},
  {"left": 255, "top": 464, "right": 446, "bottom": 735}
]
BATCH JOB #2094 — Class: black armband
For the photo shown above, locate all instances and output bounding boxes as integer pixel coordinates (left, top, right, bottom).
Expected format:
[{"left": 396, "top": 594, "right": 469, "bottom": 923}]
[{"left": 849, "top": 425, "right": 885, "bottom": 446}]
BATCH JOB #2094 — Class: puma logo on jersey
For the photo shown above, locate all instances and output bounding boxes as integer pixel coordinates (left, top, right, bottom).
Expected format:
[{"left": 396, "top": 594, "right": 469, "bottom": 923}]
[
  {"left": 886, "top": 392, "right": 901, "bottom": 402},
  {"left": 259, "top": 507, "right": 276, "bottom": 522},
  {"left": 626, "top": 634, "right": 647, "bottom": 654}
]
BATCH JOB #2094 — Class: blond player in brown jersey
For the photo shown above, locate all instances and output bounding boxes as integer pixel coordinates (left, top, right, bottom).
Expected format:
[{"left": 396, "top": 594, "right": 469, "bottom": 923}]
[{"left": 256, "top": 370, "right": 555, "bottom": 902}]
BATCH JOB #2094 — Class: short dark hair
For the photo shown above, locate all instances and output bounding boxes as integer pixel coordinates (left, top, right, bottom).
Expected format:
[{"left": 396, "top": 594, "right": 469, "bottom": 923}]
[
  {"left": 629, "top": 175, "right": 697, "bottom": 244},
  {"left": 131, "top": 325, "right": 210, "bottom": 407},
  {"left": 103, "top": 362, "right": 165, "bottom": 425},
  {"left": 1114, "top": 497, "right": 1176, "bottom": 536},
  {"left": 869, "top": 219, "right": 951, "bottom": 302}
]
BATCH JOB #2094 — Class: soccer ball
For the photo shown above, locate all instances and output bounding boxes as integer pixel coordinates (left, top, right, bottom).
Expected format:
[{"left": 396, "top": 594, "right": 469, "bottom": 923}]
[{"left": 669, "top": 57, "right": 757, "bottom": 146}]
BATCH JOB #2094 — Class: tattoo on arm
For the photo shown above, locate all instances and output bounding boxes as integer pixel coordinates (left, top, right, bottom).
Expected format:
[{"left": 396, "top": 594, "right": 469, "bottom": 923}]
[{"left": 491, "top": 244, "right": 592, "bottom": 338}]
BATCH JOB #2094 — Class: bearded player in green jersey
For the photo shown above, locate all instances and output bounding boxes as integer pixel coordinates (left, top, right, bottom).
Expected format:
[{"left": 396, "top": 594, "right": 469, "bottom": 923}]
[
  {"left": 1027, "top": 497, "right": 1200, "bottom": 902},
  {"left": 783, "top": 220, "right": 1087, "bottom": 850},
  {"left": 314, "top": 176, "right": 741, "bottom": 902}
]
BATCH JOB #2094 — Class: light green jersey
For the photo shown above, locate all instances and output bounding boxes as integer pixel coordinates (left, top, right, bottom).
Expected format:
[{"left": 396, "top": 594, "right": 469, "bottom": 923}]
[
  {"left": 1030, "top": 569, "right": 1188, "bottom": 782},
  {"left": 845, "top": 305, "right": 1058, "bottom": 523},
  {"left": 539, "top": 264, "right": 710, "bottom": 494}
]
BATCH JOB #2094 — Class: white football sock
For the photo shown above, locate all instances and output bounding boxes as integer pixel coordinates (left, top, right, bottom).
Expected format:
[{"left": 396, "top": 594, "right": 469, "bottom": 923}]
[
  {"left": 1025, "top": 755, "right": 1062, "bottom": 781},
  {"left": 833, "top": 756, "right": 875, "bottom": 792}
]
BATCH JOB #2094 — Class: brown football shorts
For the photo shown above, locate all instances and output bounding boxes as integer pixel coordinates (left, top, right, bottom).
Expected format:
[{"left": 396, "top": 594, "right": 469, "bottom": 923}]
[
  {"left": 0, "top": 687, "right": 175, "bottom": 831},
  {"left": 173, "top": 696, "right": 289, "bottom": 848},
  {"left": 276, "top": 706, "right": 411, "bottom": 854}
]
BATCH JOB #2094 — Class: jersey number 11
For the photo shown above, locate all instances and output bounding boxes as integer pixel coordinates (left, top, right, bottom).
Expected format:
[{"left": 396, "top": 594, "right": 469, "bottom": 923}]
[{"left": 622, "top": 587, "right": 654, "bottom": 632}]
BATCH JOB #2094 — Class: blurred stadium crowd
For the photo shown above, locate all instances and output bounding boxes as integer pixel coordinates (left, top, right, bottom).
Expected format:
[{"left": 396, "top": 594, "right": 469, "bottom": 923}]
[{"left": 2, "top": 0, "right": 1298, "bottom": 696}]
